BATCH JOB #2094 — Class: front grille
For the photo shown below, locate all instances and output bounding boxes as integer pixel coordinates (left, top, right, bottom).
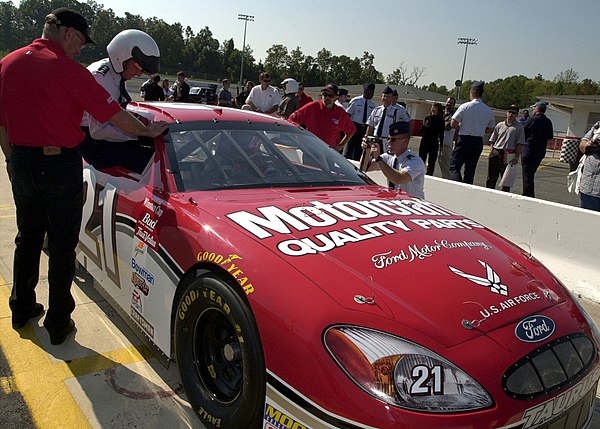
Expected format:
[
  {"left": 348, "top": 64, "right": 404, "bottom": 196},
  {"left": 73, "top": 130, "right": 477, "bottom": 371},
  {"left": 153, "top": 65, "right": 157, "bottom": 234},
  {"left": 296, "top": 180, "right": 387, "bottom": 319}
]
[
  {"left": 513, "top": 381, "right": 597, "bottom": 429},
  {"left": 503, "top": 334, "right": 596, "bottom": 400}
]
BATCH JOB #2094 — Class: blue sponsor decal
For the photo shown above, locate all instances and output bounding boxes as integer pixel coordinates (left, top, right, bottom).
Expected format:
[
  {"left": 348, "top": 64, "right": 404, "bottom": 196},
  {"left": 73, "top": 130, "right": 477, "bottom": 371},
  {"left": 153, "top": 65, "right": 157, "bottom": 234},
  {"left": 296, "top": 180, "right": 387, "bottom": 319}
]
[{"left": 515, "top": 315, "right": 555, "bottom": 343}]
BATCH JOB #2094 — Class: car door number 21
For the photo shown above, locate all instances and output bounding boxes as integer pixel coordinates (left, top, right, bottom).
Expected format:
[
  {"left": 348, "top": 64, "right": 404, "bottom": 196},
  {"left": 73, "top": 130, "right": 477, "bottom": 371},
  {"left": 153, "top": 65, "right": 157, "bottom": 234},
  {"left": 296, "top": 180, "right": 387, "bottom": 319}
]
[{"left": 79, "top": 168, "right": 121, "bottom": 288}]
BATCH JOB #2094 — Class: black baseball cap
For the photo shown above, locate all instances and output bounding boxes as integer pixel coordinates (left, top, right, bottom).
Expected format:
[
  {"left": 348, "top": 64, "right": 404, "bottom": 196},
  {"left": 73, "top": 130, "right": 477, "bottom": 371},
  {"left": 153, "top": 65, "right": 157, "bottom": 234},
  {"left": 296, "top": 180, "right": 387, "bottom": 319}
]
[
  {"left": 389, "top": 121, "right": 411, "bottom": 136},
  {"left": 50, "top": 8, "right": 95, "bottom": 44},
  {"left": 321, "top": 83, "right": 339, "bottom": 95}
]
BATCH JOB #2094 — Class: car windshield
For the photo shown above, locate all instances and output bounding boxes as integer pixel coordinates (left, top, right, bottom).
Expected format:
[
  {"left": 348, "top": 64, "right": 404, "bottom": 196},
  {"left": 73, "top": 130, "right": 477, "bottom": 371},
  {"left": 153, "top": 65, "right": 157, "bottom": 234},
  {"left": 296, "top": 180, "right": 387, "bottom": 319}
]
[{"left": 166, "top": 121, "right": 371, "bottom": 191}]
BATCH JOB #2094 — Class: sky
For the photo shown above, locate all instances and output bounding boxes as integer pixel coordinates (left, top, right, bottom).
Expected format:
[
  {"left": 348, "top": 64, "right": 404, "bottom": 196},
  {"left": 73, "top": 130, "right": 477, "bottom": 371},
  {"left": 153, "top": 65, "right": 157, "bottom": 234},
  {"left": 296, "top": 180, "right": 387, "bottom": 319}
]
[{"left": 63, "top": 0, "right": 600, "bottom": 88}]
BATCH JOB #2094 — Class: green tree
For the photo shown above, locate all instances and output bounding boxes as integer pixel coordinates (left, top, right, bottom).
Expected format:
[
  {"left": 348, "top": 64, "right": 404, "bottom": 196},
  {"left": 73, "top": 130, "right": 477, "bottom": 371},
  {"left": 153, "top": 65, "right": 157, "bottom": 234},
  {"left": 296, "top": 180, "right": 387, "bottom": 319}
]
[
  {"left": 182, "top": 26, "right": 221, "bottom": 78},
  {"left": 329, "top": 55, "right": 362, "bottom": 86},
  {"left": 485, "top": 75, "right": 531, "bottom": 110},
  {"left": 0, "top": 1, "right": 18, "bottom": 52},
  {"left": 264, "top": 44, "right": 289, "bottom": 82},
  {"left": 145, "top": 18, "right": 184, "bottom": 76},
  {"left": 16, "top": 0, "right": 51, "bottom": 46},
  {"left": 387, "top": 61, "right": 425, "bottom": 86},
  {"left": 578, "top": 79, "right": 600, "bottom": 95},
  {"left": 359, "top": 51, "right": 383, "bottom": 84},
  {"left": 315, "top": 48, "right": 333, "bottom": 84},
  {"left": 285, "top": 46, "right": 305, "bottom": 80}
]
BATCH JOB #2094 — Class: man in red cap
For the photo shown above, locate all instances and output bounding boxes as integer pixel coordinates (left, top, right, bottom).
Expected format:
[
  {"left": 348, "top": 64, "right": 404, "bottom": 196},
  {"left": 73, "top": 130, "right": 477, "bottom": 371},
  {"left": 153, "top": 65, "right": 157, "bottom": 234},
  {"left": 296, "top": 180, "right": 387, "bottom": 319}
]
[
  {"left": 288, "top": 83, "right": 356, "bottom": 151},
  {"left": 0, "top": 7, "right": 167, "bottom": 345}
]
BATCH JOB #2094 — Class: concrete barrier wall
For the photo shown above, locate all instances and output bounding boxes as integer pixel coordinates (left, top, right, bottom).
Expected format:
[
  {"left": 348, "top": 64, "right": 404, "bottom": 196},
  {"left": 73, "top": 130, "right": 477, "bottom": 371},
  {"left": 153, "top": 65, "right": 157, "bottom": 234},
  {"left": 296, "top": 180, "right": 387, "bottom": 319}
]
[{"left": 365, "top": 170, "right": 600, "bottom": 302}]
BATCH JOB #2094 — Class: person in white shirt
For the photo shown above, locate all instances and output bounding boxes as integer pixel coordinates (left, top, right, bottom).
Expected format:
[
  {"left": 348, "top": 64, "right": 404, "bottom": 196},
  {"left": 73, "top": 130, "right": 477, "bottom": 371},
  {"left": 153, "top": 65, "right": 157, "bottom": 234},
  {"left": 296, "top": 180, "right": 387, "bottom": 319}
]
[
  {"left": 365, "top": 86, "right": 411, "bottom": 152},
  {"left": 450, "top": 81, "right": 495, "bottom": 184},
  {"left": 438, "top": 97, "right": 457, "bottom": 179},
  {"left": 243, "top": 72, "right": 281, "bottom": 114},
  {"left": 360, "top": 121, "right": 425, "bottom": 199},
  {"left": 80, "top": 29, "right": 162, "bottom": 173},
  {"left": 343, "top": 83, "right": 376, "bottom": 161},
  {"left": 335, "top": 88, "right": 349, "bottom": 108},
  {"left": 486, "top": 104, "right": 525, "bottom": 192}
]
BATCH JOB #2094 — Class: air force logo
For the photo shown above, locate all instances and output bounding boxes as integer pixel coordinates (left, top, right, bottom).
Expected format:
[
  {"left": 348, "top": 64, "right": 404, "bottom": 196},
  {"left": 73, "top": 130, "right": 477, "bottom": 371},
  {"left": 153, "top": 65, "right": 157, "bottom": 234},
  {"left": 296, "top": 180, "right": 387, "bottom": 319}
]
[{"left": 449, "top": 260, "right": 508, "bottom": 296}]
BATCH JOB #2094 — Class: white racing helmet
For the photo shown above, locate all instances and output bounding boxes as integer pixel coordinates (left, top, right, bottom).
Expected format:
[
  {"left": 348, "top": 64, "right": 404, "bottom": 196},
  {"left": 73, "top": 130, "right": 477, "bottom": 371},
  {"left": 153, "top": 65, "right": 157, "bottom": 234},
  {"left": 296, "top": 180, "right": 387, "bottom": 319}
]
[
  {"left": 107, "top": 29, "right": 160, "bottom": 74},
  {"left": 281, "top": 78, "right": 299, "bottom": 94}
]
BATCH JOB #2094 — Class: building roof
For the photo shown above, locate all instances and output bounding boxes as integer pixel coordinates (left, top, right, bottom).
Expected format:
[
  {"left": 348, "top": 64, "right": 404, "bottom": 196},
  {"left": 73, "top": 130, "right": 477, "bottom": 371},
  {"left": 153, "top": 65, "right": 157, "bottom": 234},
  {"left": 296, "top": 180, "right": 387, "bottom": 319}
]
[
  {"left": 305, "top": 84, "right": 448, "bottom": 104},
  {"left": 536, "top": 94, "right": 600, "bottom": 109}
]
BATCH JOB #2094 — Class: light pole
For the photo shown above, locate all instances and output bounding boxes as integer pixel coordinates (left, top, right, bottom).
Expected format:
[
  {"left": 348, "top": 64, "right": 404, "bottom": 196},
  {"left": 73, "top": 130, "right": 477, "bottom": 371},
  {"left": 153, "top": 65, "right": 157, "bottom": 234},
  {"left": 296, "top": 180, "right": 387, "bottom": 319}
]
[
  {"left": 238, "top": 14, "right": 254, "bottom": 85},
  {"left": 457, "top": 37, "right": 477, "bottom": 98}
]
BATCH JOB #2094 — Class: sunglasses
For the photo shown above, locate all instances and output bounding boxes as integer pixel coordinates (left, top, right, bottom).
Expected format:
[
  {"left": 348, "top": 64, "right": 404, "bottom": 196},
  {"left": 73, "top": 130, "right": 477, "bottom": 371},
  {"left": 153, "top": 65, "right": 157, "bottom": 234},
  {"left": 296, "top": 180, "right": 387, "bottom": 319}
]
[
  {"left": 262, "top": 79, "right": 271, "bottom": 83},
  {"left": 507, "top": 111, "right": 518, "bottom": 115},
  {"left": 321, "top": 93, "right": 335, "bottom": 98},
  {"left": 73, "top": 30, "right": 86, "bottom": 45}
]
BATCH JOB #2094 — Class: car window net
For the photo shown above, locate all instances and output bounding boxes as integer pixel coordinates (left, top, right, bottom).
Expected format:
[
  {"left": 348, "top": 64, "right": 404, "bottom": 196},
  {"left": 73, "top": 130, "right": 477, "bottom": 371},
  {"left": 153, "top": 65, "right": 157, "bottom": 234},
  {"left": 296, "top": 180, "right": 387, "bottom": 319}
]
[{"left": 168, "top": 126, "right": 367, "bottom": 191}]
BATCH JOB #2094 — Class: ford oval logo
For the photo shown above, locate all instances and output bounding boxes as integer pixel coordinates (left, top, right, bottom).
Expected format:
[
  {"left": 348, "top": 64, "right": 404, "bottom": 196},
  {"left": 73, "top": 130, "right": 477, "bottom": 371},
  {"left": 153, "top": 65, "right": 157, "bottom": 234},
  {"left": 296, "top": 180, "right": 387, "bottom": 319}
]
[{"left": 515, "top": 315, "right": 555, "bottom": 343}]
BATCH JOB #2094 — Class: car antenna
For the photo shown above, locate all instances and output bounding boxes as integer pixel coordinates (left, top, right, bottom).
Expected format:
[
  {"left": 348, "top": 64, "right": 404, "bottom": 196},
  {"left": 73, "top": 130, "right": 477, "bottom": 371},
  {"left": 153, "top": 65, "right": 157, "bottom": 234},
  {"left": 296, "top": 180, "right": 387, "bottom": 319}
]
[{"left": 354, "top": 276, "right": 375, "bottom": 305}]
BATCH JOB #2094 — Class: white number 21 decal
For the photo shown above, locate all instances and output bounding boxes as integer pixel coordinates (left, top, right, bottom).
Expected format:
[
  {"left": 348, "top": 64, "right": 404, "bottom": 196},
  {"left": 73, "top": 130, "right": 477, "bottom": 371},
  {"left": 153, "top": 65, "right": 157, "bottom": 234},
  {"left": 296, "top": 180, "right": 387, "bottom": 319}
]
[
  {"left": 80, "top": 168, "right": 121, "bottom": 288},
  {"left": 410, "top": 365, "right": 444, "bottom": 395}
]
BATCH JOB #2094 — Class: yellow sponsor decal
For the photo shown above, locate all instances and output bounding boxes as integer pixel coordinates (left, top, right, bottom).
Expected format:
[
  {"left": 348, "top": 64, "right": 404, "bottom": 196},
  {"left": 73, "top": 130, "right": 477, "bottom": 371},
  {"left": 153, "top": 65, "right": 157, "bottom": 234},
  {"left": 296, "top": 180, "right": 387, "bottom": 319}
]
[
  {"left": 196, "top": 252, "right": 255, "bottom": 295},
  {"left": 264, "top": 404, "right": 308, "bottom": 429},
  {"left": 198, "top": 406, "right": 222, "bottom": 427}
]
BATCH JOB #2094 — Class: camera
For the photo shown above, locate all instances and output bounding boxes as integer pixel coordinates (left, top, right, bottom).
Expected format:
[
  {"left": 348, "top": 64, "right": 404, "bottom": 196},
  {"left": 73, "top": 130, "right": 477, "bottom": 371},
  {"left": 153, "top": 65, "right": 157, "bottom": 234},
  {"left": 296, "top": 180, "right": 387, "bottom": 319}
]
[
  {"left": 365, "top": 136, "right": 383, "bottom": 153},
  {"left": 585, "top": 140, "right": 600, "bottom": 156},
  {"left": 365, "top": 136, "right": 381, "bottom": 145}
]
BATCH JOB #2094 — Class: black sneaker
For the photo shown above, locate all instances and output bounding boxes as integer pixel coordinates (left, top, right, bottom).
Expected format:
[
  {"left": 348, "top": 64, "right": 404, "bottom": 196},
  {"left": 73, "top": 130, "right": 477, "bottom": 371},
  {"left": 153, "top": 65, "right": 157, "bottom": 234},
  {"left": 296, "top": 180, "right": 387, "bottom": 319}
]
[
  {"left": 47, "top": 319, "right": 76, "bottom": 345},
  {"left": 12, "top": 303, "right": 45, "bottom": 329}
]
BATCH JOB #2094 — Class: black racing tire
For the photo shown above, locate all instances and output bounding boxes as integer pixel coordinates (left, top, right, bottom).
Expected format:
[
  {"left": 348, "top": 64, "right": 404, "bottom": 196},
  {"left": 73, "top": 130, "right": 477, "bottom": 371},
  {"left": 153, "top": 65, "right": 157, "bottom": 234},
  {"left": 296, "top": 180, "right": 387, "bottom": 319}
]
[{"left": 174, "top": 274, "right": 265, "bottom": 429}]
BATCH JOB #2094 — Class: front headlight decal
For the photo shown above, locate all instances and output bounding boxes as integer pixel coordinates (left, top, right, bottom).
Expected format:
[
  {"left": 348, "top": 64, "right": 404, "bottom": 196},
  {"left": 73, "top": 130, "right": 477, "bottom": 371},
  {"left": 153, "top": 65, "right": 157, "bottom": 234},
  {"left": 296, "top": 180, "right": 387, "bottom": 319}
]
[{"left": 324, "top": 325, "right": 493, "bottom": 412}]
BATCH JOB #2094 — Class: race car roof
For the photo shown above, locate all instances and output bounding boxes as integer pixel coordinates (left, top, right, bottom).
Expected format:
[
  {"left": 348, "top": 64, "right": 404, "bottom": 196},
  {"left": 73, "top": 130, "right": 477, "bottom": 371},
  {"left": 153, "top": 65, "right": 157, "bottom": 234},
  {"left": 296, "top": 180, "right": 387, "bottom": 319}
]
[{"left": 127, "top": 101, "right": 292, "bottom": 125}]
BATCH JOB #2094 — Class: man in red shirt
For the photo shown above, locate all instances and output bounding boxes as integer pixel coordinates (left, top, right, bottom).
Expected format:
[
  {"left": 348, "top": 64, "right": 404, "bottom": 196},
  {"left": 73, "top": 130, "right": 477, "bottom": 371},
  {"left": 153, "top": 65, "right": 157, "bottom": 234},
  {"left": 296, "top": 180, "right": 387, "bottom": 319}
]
[
  {"left": 296, "top": 82, "right": 313, "bottom": 107},
  {"left": 0, "top": 8, "right": 167, "bottom": 345},
  {"left": 289, "top": 84, "right": 356, "bottom": 152}
]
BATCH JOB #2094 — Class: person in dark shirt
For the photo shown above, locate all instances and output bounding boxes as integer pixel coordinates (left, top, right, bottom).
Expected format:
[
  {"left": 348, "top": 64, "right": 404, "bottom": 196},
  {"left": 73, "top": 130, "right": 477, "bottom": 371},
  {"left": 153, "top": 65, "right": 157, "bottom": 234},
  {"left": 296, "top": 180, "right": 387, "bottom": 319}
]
[
  {"left": 235, "top": 80, "right": 254, "bottom": 108},
  {"left": 521, "top": 101, "right": 554, "bottom": 197},
  {"left": 172, "top": 71, "right": 190, "bottom": 102},
  {"left": 217, "top": 78, "right": 233, "bottom": 107},
  {"left": 143, "top": 74, "right": 165, "bottom": 101},
  {"left": 419, "top": 102, "right": 445, "bottom": 175}
]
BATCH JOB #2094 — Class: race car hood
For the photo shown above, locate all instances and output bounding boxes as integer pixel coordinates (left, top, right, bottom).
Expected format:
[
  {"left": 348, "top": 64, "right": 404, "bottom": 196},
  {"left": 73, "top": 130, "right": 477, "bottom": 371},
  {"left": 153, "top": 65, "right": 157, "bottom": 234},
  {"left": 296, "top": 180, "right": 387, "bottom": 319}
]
[{"left": 197, "top": 186, "right": 567, "bottom": 348}]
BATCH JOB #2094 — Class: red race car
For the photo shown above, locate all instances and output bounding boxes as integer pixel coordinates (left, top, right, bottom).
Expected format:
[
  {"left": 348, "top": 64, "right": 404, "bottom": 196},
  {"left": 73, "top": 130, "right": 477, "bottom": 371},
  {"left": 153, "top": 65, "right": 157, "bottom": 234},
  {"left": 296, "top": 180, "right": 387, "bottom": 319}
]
[{"left": 77, "top": 102, "right": 600, "bottom": 429}]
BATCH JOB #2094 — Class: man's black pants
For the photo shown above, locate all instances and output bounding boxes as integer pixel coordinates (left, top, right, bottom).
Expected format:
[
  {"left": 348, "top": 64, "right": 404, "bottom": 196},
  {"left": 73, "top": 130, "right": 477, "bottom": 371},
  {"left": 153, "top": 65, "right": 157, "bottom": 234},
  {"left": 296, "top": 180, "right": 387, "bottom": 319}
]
[
  {"left": 521, "top": 154, "right": 544, "bottom": 197},
  {"left": 343, "top": 123, "right": 368, "bottom": 161},
  {"left": 9, "top": 145, "right": 83, "bottom": 332},
  {"left": 449, "top": 135, "right": 483, "bottom": 184}
]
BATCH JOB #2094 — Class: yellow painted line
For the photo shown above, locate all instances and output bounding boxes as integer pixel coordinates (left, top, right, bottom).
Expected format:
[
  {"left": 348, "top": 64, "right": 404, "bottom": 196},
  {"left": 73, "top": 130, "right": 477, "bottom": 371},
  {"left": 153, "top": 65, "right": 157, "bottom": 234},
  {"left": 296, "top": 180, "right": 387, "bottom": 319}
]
[
  {"left": 0, "top": 275, "right": 152, "bottom": 429},
  {"left": 1, "top": 375, "right": 15, "bottom": 394},
  {"left": 0, "top": 204, "right": 14, "bottom": 209},
  {"left": 0, "top": 214, "right": 16, "bottom": 219},
  {"left": 538, "top": 163, "right": 568, "bottom": 175},
  {"left": 65, "top": 344, "right": 153, "bottom": 378}
]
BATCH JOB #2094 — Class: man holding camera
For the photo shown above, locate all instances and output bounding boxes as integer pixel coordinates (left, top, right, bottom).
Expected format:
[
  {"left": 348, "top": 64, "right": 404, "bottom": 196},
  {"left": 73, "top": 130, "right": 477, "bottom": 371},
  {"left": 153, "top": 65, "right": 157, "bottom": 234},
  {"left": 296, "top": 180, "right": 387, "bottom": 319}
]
[
  {"left": 360, "top": 121, "right": 425, "bottom": 199},
  {"left": 578, "top": 122, "right": 600, "bottom": 211}
]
